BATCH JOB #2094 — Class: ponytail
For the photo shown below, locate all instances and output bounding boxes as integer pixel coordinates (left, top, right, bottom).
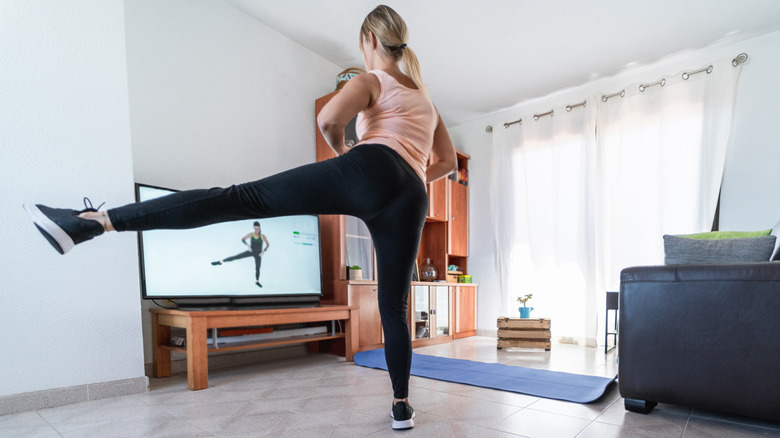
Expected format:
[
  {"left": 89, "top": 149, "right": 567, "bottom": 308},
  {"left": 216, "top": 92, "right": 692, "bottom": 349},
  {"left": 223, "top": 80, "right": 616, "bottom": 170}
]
[
  {"left": 360, "top": 5, "right": 426, "bottom": 92},
  {"left": 400, "top": 46, "right": 425, "bottom": 92}
]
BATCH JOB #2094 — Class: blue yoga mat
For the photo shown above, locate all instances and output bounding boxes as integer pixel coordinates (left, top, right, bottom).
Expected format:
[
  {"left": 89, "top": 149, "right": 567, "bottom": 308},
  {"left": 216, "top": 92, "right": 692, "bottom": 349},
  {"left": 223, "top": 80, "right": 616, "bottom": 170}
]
[{"left": 353, "top": 349, "right": 616, "bottom": 403}]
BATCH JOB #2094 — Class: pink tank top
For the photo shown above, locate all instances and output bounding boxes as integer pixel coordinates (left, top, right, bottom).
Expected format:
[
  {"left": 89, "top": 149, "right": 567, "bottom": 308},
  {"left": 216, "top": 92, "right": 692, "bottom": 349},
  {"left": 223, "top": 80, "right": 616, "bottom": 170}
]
[{"left": 356, "top": 70, "right": 438, "bottom": 183}]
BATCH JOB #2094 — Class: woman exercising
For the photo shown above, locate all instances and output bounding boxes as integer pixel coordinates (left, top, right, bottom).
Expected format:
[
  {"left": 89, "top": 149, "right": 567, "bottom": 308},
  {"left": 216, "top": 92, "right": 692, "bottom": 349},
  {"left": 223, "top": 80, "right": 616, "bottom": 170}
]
[
  {"left": 211, "top": 221, "right": 269, "bottom": 288},
  {"left": 24, "top": 4, "right": 456, "bottom": 430}
]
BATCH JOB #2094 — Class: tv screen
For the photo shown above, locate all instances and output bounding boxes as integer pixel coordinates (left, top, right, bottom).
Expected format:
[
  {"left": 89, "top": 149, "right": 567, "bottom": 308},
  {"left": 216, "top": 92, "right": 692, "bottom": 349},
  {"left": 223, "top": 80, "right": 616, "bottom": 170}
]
[{"left": 135, "top": 183, "right": 322, "bottom": 307}]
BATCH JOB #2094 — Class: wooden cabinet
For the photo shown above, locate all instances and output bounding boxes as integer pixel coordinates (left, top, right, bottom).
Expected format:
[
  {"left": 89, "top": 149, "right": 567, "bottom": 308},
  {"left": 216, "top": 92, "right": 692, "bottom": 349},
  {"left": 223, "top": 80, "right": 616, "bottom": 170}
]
[
  {"left": 348, "top": 284, "right": 383, "bottom": 350},
  {"left": 420, "top": 151, "right": 470, "bottom": 280},
  {"left": 448, "top": 179, "right": 469, "bottom": 257},
  {"left": 314, "top": 90, "right": 476, "bottom": 354},
  {"left": 453, "top": 285, "right": 477, "bottom": 339},
  {"left": 410, "top": 285, "right": 452, "bottom": 347},
  {"left": 427, "top": 178, "right": 447, "bottom": 221}
]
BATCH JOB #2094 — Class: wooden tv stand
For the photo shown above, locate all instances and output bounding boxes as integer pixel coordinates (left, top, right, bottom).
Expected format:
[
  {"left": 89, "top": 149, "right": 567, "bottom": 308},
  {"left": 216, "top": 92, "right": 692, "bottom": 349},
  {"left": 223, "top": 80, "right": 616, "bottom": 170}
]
[{"left": 150, "top": 305, "right": 358, "bottom": 390}]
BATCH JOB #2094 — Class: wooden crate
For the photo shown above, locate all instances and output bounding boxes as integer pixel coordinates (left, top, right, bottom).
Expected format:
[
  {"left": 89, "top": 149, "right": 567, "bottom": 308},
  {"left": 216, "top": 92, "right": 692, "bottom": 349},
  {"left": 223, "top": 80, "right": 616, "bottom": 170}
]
[{"left": 496, "top": 317, "right": 551, "bottom": 350}]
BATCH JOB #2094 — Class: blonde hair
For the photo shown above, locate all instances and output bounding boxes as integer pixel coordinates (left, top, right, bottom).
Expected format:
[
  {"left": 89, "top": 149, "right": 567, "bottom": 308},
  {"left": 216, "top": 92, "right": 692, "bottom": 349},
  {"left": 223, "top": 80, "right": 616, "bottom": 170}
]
[{"left": 360, "top": 5, "right": 425, "bottom": 92}]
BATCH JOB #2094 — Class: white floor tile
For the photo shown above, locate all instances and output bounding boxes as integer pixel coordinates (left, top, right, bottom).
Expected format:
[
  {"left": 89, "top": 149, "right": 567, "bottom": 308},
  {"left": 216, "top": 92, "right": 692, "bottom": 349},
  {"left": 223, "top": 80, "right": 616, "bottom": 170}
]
[{"left": 7, "top": 337, "right": 779, "bottom": 438}]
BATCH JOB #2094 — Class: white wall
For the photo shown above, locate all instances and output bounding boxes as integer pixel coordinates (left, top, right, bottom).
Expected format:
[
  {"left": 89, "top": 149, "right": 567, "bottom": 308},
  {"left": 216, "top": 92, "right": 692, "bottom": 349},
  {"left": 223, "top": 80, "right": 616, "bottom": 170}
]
[
  {"left": 0, "top": 1, "right": 144, "bottom": 396},
  {"left": 0, "top": 0, "right": 342, "bottom": 400},
  {"left": 125, "top": 0, "right": 341, "bottom": 189},
  {"left": 123, "top": 0, "right": 342, "bottom": 364},
  {"left": 450, "top": 30, "right": 780, "bottom": 334},
  {"left": 721, "top": 32, "right": 780, "bottom": 230}
]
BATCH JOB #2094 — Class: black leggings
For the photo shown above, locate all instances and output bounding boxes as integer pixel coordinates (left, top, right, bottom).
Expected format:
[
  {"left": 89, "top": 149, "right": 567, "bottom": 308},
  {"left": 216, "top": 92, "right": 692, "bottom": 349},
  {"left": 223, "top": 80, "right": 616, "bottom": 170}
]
[
  {"left": 222, "top": 251, "right": 262, "bottom": 281},
  {"left": 108, "top": 144, "right": 428, "bottom": 399}
]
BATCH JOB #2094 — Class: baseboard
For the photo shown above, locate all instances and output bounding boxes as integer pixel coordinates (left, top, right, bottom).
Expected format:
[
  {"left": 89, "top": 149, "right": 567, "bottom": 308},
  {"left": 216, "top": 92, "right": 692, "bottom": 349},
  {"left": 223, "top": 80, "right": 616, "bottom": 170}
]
[
  {"left": 0, "top": 376, "right": 149, "bottom": 416},
  {"left": 477, "top": 329, "right": 498, "bottom": 337}
]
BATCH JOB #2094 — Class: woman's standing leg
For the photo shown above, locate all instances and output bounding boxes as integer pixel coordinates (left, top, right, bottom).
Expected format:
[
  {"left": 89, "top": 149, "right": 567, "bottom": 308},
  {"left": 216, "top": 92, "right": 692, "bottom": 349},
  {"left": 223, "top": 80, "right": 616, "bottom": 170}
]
[
  {"left": 365, "top": 186, "right": 427, "bottom": 400},
  {"left": 253, "top": 254, "right": 262, "bottom": 282}
]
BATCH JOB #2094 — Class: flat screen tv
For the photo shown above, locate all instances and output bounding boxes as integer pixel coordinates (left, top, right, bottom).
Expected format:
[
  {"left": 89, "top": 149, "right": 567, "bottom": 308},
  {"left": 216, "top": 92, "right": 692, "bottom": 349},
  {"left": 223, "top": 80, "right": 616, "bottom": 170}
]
[{"left": 135, "top": 183, "right": 322, "bottom": 308}]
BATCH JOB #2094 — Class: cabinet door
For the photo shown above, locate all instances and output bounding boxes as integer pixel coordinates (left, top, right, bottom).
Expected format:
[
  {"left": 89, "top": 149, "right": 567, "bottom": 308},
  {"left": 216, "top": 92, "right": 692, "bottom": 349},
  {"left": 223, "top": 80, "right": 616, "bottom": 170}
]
[
  {"left": 454, "top": 285, "right": 477, "bottom": 339},
  {"left": 349, "top": 285, "right": 383, "bottom": 349},
  {"left": 427, "top": 178, "right": 447, "bottom": 221},
  {"left": 448, "top": 179, "right": 468, "bottom": 256},
  {"left": 412, "top": 285, "right": 431, "bottom": 340},
  {"left": 432, "top": 286, "right": 450, "bottom": 337}
]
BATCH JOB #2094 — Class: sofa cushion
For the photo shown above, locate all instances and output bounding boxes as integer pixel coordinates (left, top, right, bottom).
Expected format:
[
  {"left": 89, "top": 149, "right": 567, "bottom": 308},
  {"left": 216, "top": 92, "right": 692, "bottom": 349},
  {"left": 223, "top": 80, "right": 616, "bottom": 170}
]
[{"left": 663, "top": 235, "right": 777, "bottom": 265}]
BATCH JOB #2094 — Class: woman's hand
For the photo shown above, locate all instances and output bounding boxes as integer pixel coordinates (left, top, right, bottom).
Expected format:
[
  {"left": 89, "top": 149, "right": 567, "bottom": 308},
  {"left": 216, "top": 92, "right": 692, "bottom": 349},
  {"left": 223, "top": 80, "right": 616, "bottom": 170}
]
[{"left": 425, "top": 114, "right": 457, "bottom": 183}]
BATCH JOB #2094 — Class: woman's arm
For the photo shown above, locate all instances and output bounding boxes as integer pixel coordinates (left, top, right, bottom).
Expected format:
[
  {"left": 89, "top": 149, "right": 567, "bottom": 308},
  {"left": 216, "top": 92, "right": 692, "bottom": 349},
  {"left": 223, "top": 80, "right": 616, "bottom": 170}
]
[
  {"left": 262, "top": 234, "right": 270, "bottom": 252},
  {"left": 241, "top": 232, "right": 252, "bottom": 248},
  {"left": 317, "top": 73, "right": 378, "bottom": 156},
  {"left": 426, "top": 114, "right": 458, "bottom": 183}
]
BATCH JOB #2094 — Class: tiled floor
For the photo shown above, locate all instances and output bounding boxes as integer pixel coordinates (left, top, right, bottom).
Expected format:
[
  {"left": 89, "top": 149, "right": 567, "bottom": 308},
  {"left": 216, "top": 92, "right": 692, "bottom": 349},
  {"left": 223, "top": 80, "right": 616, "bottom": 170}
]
[{"left": 3, "top": 337, "right": 779, "bottom": 437}]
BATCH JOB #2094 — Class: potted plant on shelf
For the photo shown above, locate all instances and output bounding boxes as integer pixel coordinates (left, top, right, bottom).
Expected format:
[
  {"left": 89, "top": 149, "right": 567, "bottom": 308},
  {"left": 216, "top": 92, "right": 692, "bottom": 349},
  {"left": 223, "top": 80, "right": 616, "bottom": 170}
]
[
  {"left": 517, "top": 294, "right": 534, "bottom": 318},
  {"left": 348, "top": 265, "right": 363, "bottom": 281}
]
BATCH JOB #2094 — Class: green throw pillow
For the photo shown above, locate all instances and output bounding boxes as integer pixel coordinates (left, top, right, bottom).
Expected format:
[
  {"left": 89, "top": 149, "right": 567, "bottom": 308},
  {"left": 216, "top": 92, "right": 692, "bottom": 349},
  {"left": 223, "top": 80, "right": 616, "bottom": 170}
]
[{"left": 677, "top": 229, "right": 772, "bottom": 240}]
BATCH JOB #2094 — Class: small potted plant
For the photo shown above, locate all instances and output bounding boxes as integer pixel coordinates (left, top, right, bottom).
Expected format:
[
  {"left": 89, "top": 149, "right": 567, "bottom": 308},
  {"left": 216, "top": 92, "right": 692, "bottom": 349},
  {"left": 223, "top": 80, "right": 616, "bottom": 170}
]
[
  {"left": 348, "top": 265, "right": 363, "bottom": 281},
  {"left": 517, "top": 294, "right": 534, "bottom": 318}
]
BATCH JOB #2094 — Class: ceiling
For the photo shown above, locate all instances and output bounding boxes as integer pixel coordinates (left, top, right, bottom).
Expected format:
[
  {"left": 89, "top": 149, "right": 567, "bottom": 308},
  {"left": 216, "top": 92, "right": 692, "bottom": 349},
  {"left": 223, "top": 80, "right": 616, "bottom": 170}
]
[{"left": 225, "top": 0, "right": 780, "bottom": 126}]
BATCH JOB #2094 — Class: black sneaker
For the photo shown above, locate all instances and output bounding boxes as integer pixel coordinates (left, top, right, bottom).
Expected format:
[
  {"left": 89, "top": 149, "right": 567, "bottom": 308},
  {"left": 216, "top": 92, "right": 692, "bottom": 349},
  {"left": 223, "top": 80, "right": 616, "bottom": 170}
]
[
  {"left": 211, "top": 261, "right": 222, "bottom": 266},
  {"left": 23, "top": 198, "right": 106, "bottom": 255},
  {"left": 255, "top": 282, "right": 263, "bottom": 288},
  {"left": 390, "top": 402, "right": 415, "bottom": 430}
]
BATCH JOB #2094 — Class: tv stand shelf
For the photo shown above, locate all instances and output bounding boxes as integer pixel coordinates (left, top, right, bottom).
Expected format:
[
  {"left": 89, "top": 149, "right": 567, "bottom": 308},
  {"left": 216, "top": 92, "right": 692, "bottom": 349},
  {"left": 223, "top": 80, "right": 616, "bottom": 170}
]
[
  {"left": 162, "top": 333, "right": 346, "bottom": 354},
  {"left": 151, "top": 305, "right": 358, "bottom": 390}
]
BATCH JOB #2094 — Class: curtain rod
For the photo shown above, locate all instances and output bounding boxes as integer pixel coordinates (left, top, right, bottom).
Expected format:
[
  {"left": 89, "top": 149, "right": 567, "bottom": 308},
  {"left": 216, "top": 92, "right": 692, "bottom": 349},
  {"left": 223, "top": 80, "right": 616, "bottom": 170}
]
[
  {"left": 682, "top": 65, "right": 712, "bottom": 80},
  {"left": 639, "top": 79, "right": 665, "bottom": 92},
  {"left": 602, "top": 90, "right": 625, "bottom": 102},
  {"left": 486, "top": 52, "right": 749, "bottom": 133},
  {"left": 533, "top": 110, "right": 554, "bottom": 121}
]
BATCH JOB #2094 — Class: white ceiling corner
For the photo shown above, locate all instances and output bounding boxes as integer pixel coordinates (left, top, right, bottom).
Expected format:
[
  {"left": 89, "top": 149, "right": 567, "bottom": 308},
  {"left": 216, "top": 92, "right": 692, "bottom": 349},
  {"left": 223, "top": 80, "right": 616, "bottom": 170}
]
[{"left": 225, "top": 0, "right": 780, "bottom": 127}]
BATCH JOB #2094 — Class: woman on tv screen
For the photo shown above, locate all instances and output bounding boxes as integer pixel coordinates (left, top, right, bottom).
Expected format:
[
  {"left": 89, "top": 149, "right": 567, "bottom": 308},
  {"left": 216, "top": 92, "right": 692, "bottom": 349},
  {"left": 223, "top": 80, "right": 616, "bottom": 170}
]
[{"left": 211, "top": 221, "right": 270, "bottom": 288}]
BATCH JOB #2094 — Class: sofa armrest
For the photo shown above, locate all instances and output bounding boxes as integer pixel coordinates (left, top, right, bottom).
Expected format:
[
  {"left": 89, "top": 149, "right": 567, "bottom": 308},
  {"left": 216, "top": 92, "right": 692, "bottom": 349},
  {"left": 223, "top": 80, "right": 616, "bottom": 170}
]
[{"left": 618, "top": 262, "right": 780, "bottom": 421}]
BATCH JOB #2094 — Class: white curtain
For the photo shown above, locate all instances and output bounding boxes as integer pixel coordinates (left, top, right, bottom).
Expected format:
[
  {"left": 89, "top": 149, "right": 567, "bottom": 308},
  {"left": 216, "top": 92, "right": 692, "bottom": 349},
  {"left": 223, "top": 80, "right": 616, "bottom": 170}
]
[
  {"left": 490, "top": 119, "right": 522, "bottom": 318},
  {"left": 491, "top": 56, "right": 743, "bottom": 345},
  {"left": 596, "top": 57, "right": 743, "bottom": 291},
  {"left": 491, "top": 104, "right": 597, "bottom": 343}
]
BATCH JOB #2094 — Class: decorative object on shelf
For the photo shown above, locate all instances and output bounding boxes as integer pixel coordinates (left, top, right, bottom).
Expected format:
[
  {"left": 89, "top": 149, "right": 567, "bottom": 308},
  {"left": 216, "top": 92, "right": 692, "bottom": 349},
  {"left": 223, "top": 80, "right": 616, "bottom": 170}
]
[
  {"left": 336, "top": 67, "right": 365, "bottom": 90},
  {"left": 447, "top": 265, "right": 463, "bottom": 283},
  {"left": 449, "top": 168, "right": 469, "bottom": 185},
  {"left": 517, "top": 294, "right": 534, "bottom": 318},
  {"left": 348, "top": 265, "right": 363, "bottom": 281},
  {"left": 458, "top": 275, "right": 472, "bottom": 283},
  {"left": 420, "top": 258, "right": 438, "bottom": 282},
  {"left": 459, "top": 168, "right": 469, "bottom": 185}
]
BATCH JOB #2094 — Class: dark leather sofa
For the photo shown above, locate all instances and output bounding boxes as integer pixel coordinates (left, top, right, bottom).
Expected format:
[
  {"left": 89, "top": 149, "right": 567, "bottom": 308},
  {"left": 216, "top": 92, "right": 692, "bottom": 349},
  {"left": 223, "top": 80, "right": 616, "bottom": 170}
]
[{"left": 618, "top": 262, "right": 780, "bottom": 421}]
